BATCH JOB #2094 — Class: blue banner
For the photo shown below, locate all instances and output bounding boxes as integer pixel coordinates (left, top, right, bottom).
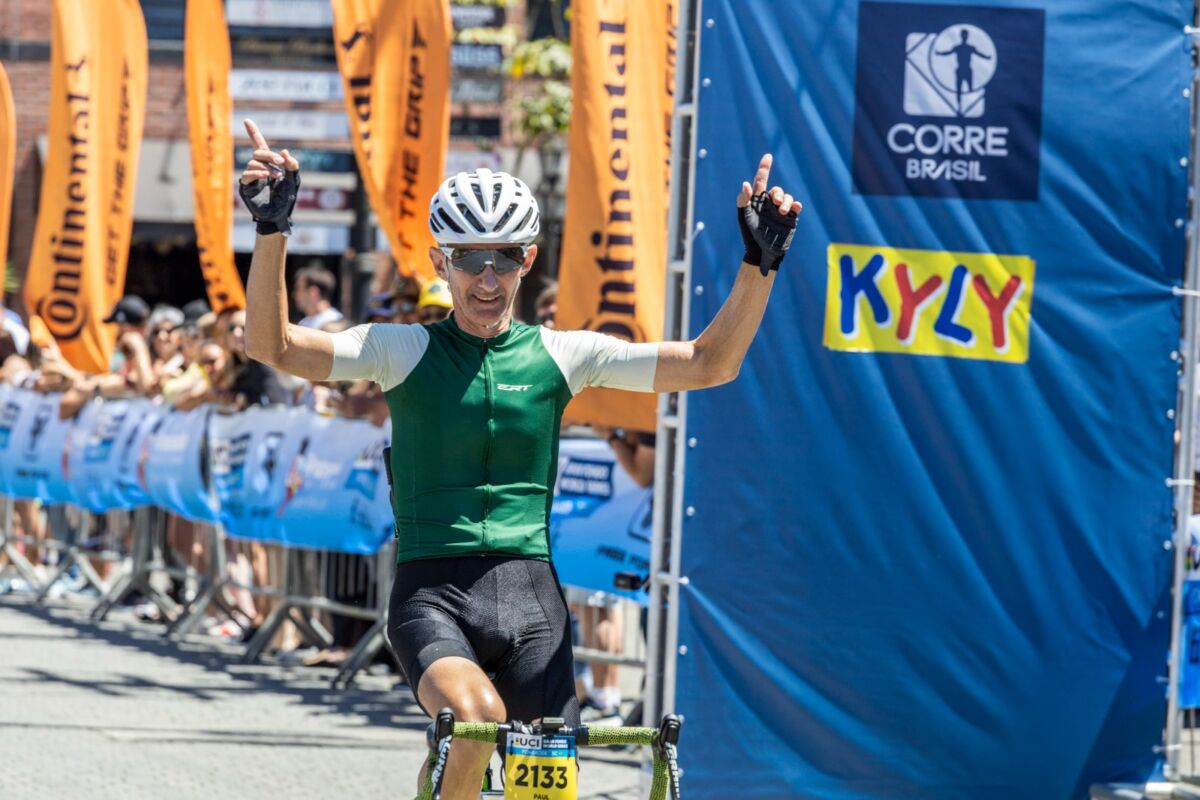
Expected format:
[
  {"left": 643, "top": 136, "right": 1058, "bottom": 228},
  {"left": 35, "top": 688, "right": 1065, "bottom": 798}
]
[
  {"left": 140, "top": 407, "right": 217, "bottom": 523},
  {"left": 550, "top": 437, "right": 652, "bottom": 601},
  {"left": 676, "top": 2, "right": 1186, "bottom": 797},
  {"left": 210, "top": 406, "right": 310, "bottom": 543},
  {"left": 65, "top": 398, "right": 156, "bottom": 511},
  {"left": 273, "top": 414, "right": 393, "bottom": 554},
  {"left": 0, "top": 389, "right": 75, "bottom": 502},
  {"left": 0, "top": 389, "right": 665, "bottom": 579},
  {"left": 112, "top": 401, "right": 161, "bottom": 509}
]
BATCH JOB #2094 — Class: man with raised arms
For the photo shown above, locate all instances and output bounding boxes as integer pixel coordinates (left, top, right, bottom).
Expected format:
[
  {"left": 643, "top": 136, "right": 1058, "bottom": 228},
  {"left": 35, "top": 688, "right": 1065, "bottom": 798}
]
[{"left": 237, "top": 119, "right": 801, "bottom": 799}]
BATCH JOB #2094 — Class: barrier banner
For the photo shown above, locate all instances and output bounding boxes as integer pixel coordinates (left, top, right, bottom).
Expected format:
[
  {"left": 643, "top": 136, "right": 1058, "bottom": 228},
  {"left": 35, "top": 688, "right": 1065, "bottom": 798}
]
[
  {"left": 185, "top": 0, "right": 247, "bottom": 312},
  {"left": 550, "top": 437, "right": 651, "bottom": 601},
  {"left": 62, "top": 399, "right": 100, "bottom": 508},
  {"left": 67, "top": 397, "right": 156, "bottom": 511},
  {"left": 332, "top": 0, "right": 451, "bottom": 279},
  {"left": 210, "top": 405, "right": 308, "bottom": 542},
  {"left": 0, "top": 391, "right": 74, "bottom": 502},
  {"left": 274, "top": 413, "right": 393, "bottom": 554},
  {"left": 112, "top": 400, "right": 161, "bottom": 509},
  {"left": 0, "top": 63, "right": 14, "bottom": 292},
  {"left": 557, "top": 0, "right": 672, "bottom": 433},
  {"left": 0, "top": 384, "right": 16, "bottom": 493},
  {"left": 24, "top": 0, "right": 147, "bottom": 373},
  {"left": 0, "top": 396, "right": 659, "bottom": 587},
  {"left": 139, "top": 407, "right": 217, "bottom": 523},
  {"left": 675, "top": 3, "right": 1187, "bottom": 797}
]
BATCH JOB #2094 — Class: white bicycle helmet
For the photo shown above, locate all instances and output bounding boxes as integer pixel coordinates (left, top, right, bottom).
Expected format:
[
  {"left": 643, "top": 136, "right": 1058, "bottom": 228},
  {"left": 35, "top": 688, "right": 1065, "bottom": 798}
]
[{"left": 428, "top": 168, "right": 541, "bottom": 246}]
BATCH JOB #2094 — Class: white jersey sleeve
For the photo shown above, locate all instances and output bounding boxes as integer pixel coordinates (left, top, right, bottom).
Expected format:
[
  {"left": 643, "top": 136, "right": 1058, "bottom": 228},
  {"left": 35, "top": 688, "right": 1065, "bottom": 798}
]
[
  {"left": 539, "top": 327, "right": 660, "bottom": 395},
  {"left": 326, "top": 323, "right": 430, "bottom": 391}
]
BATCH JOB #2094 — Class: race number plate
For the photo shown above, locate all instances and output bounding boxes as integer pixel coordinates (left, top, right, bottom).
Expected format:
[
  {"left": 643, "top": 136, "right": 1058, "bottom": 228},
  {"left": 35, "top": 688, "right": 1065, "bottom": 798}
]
[{"left": 504, "top": 732, "right": 577, "bottom": 800}]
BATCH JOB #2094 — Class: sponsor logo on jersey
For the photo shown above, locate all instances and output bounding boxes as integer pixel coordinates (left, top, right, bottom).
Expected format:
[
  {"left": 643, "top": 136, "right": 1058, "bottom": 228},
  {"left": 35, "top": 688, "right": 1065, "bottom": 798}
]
[
  {"left": 851, "top": 3, "right": 1044, "bottom": 200},
  {"left": 497, "top": 383, "right": 533, "bottom": 392},
  {"left": 824, "top": 243, "right": 1035, "bottom": 363}
]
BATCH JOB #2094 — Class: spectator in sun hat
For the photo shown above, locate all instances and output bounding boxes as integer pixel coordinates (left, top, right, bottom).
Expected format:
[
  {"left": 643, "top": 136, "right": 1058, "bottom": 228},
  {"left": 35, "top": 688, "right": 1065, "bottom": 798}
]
[
  {"left": 103, "top": 295, "right": 151, "bottom": 329},
  {"left": 101, "top": 296, "right": 155, "bottom": 394},
  {"left": 417, "top": 278, "right": 453, "bottom": 324},
  {"left": 181, "top": 298, "right": 211, "bottom": 328}
]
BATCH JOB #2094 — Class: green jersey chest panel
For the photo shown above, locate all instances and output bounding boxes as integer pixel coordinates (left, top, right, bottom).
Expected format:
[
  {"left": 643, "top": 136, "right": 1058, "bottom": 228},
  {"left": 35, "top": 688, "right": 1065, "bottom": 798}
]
[{"left": 385, "top": 320, "right": 572, "bottom": 562}]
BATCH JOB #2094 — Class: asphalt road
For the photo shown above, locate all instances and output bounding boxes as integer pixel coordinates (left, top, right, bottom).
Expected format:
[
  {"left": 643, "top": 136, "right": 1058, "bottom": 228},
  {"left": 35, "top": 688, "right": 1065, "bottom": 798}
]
[{"left": 0, "top": 595, "right": 645, "bottom": 799}]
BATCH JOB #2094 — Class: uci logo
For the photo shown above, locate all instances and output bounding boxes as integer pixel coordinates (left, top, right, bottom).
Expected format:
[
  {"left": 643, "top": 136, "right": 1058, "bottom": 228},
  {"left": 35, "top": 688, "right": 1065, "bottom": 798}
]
[{"left": 851, "top": 3, "right": 1045, "bottom": 201}]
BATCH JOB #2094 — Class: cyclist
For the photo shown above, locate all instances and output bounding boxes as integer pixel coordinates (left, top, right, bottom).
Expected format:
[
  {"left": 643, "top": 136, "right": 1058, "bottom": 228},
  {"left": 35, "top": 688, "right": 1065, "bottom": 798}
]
[{"left": 237, "top": 119, "right": 800, "bottom": 799}]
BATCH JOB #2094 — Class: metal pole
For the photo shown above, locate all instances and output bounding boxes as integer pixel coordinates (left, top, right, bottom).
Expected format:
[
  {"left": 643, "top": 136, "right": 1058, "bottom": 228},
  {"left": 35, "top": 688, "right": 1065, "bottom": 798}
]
[
  {"left": 349, "top": 165, "right": 375, "bottom": 323},
  {"left": 646, "top": 0, "right": 703, "bottom": 729},
  {"left": 1163, "top": 13, "right": 1200, "bottom": 777}
]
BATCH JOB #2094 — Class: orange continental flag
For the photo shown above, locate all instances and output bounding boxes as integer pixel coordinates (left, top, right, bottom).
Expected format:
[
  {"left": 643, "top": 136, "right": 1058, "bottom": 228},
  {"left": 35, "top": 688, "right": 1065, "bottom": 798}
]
[
  {"left": 24, "top": 0, "right": 147, "bottom": 373},
  {"left": 0, "top": 63, "right": 15, "bottom": 293},
  {"left": 332, "top": 0, "right": 451, "bottom": 281},
  {"left": 559, "top": 0, "right": 675, "bottom": 432},
  {"left": 185, "top": 0, "right": 245, "bottom": 312}
]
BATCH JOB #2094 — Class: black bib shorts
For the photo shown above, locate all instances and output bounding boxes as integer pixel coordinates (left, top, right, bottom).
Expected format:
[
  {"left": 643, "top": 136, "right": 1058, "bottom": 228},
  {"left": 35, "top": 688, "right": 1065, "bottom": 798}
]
[{"left": 387, "top": 555, "right": 581, "bottom": 725}]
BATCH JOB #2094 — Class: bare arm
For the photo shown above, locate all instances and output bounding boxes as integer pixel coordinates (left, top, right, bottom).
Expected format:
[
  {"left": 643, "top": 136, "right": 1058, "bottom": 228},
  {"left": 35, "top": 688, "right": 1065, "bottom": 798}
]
[
  {"left": 652, "top": 266, "right": 776, "bottom": 392},
  {"left": 652, "top": 154, "right": 800, "bottom": 393},
  {"left": 244, "top": 232, "right": 334, "bottom": 380},
  {"left": 239, "top": 119, "right": 334, "bottom": 381}
]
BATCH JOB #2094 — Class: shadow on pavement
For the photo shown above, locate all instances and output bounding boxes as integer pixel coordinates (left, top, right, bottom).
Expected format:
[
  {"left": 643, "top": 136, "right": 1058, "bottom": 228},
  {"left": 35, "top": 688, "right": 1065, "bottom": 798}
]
[{"left": 0, "top": 595, "right": 427, "bottom": 734}]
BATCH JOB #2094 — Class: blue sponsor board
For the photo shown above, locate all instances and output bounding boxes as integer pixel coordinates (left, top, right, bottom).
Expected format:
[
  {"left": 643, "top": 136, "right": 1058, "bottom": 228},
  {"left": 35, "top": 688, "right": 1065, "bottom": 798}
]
[{"left": 852, "top": 2, "right": 1045, "bottom": 200}]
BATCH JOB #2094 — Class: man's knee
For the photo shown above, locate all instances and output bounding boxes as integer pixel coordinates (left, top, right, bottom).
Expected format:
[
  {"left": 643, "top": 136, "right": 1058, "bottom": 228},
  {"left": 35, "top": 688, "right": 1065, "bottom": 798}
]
[
  {"left": 419, "top": 657, "right": 508, "bottom": 723},
  {"left": 446, "top": 689, "right": 507, "bottom": 723}
]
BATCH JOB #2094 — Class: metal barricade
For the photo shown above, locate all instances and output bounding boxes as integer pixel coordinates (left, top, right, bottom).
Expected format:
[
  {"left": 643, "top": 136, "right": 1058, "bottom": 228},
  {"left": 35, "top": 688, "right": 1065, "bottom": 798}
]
[
  {"left": 567, "top": 585, "right": 648, "bottom": 725},
  {"left": 163, "top": 515, "right": 396, "bottom": 687},
  {"left": 89, "top": 506, "right": 204, "bottom": 623},
  {"left": 0, "top": 497, "right": 122, "bottom": 600}
]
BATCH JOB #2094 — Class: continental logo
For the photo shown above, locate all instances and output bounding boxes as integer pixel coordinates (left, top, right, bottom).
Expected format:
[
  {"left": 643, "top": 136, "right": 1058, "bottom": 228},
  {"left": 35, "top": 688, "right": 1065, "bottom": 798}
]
[
  {"left": 824, "top": 243, "right": 1035, "bottom": 363},
  {"left": 37, "top": 55, "right": 92, "bottom": 342}
]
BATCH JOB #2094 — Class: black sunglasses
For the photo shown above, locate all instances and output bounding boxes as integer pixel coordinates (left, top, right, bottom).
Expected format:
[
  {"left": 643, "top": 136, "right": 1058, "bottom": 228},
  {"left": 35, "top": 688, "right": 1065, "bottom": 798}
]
[{"left": 439, "top": 246, "right": 527, "bottom": 276}]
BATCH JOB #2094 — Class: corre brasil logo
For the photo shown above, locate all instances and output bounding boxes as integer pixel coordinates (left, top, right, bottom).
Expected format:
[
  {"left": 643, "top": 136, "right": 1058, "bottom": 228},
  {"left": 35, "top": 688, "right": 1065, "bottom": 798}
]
[{"left": 851, "top": 3, "right": 1045, "bottom": 201}]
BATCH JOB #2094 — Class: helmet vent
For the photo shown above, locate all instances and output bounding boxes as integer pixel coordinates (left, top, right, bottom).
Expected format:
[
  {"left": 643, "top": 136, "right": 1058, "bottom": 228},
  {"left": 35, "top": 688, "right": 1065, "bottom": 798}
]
[
  {"left": 456, "top": 203, "right": 484, "bottom": 232},
  {"left": 437, "top": 208, "right": 465, "bottom": 234},
  {"left": 495, "top": 205, "right": 516, "bottom": 229}
]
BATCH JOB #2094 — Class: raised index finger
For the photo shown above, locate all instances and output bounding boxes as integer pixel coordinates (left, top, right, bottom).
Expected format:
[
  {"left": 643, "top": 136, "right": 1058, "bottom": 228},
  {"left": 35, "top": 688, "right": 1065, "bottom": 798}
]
[
  {"left": 243, "top": 119, "right": 270, "bottom": 151},
  {"left": 752, "top": 153, "right": 773, "bottom": 196}
]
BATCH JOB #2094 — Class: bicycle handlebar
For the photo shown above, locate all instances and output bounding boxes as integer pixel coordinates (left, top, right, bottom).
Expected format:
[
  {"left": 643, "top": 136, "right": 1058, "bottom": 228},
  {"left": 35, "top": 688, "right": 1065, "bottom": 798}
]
[{"left": 418, "top": 710, "right": 684, "bottom": 800}]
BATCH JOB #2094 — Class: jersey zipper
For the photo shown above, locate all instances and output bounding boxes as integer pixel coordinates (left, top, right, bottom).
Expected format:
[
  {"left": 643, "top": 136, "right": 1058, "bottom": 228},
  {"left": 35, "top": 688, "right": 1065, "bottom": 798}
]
[{"left": 481, "top": 341, "right": 495, "bottom": 549}]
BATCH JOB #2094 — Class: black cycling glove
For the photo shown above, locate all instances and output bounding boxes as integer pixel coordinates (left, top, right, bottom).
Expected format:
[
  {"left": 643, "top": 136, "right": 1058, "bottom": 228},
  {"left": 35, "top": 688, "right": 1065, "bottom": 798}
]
[
  {"left": 738, "top": 191, "right": 797, "bottom": 275},
  {"left": 239, "top": 167, "right": 300, "bottom": 236}
]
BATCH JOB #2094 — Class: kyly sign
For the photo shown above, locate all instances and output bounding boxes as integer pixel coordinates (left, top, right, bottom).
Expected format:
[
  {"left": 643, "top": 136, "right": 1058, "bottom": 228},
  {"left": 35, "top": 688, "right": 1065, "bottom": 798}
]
[{"left": 823, "top": 243, "right": 1035, "bottom": 363}]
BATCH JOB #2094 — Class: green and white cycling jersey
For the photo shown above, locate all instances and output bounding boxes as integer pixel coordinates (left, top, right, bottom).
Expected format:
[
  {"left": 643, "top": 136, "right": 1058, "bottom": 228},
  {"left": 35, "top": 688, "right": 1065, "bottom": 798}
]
[{"left": 327, "top": 317, "right": 659, "bottom": 563}]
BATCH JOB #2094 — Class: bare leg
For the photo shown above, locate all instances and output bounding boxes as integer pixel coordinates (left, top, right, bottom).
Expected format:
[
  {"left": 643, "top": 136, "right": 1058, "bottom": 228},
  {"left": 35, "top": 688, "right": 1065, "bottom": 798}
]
[
  {"left": 14, "top": 500, "right": 44, "bottom": 565},
  {"left": 417, "top": 656, "right": 506, "bottom": 800},
  {"left": 594, "top": 604, "right": 624, "bottom": 703},
  {"left": 250, "top": 542, "right": 273, "bottom": 627}
]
